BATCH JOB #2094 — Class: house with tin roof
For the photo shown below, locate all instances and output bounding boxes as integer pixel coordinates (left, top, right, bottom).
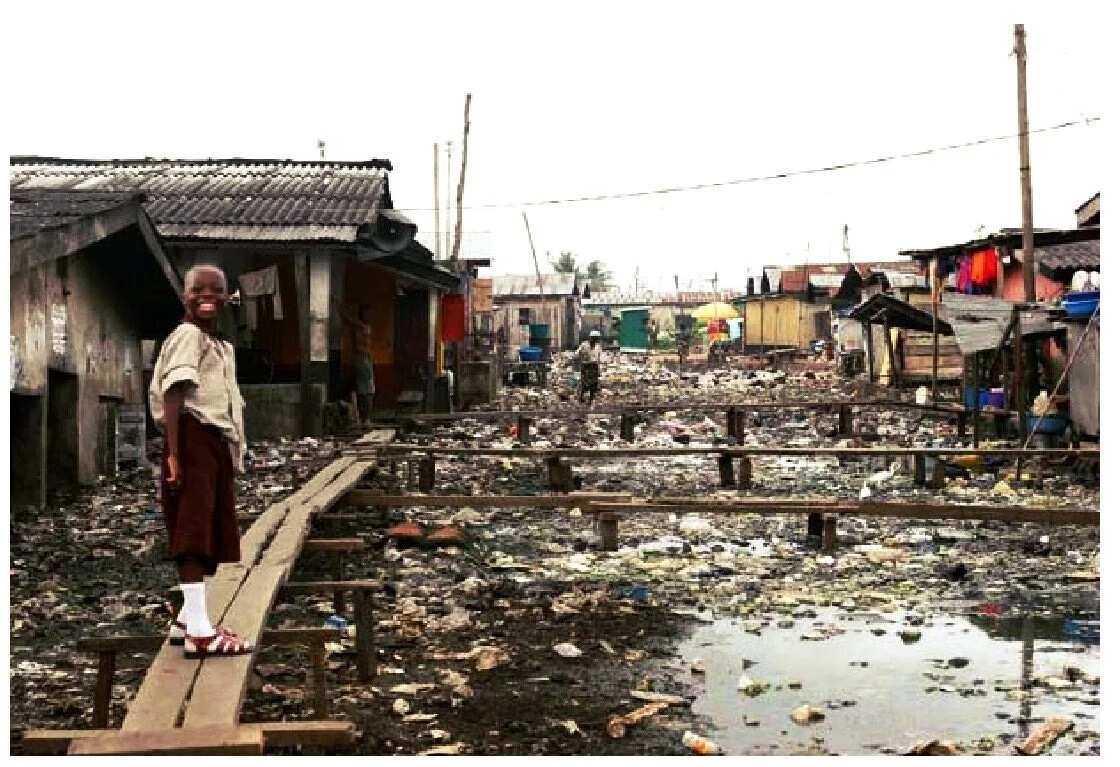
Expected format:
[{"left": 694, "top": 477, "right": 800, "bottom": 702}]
[{"left": 10, "top": 156, "right": 460, "bottom": 435}]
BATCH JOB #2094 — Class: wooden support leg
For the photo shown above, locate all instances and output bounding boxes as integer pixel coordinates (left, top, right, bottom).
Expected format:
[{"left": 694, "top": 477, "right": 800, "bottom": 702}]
[
  {"left": 726, "top": 408, "right": 736, "bottom": 441},
  {"left": 838, "top": 404, "right": 853, "bottom": 437},
  {"left": 547, "top": 457, "right": 574, "bottom": 492},
  {"left": 972, "top": 410, "right": 981, "bottom": 449},
  {"left": 93, "top": 650, "right": 116, "bottom": 729},
  {"left": 734, "top": 409, "right": 746, "bottom": 445},
  {"left": 308, "top": 641, "right": 328, "bottom": 719},
  {"left": 738, "top": 456, "right": 752, "bottom": 490},
  {"left": 717, "top": 453, "right": 735, "bottom": 488},
  {"left": 597, "top": 512, "right": 619, "bottom": 552},
  {"left": 354, "top": 589, "right": 374, "bottom": 684},
  {"left": 928, "top": 457, "right": 946, "bottom": 489},
  {"left": 913, "top": 454, "right": 926, "bottom": 487},
  {"left": 957, "top": 412, "right": 967, "bottom": 439},
  {"left": 620, "top": 413, "right": 636, "bottom": 442},
  {"left": 418, "top": 456, "right": 436, "bottom": 492},
  {"left": 807, "top": 512, "right": 824, "bottom": 546},
  {"left": 517, "top": 416, "right": 530, "bottom": 444},
  {"left": 332, "top": 559, "right": 346, "bottom": 615},
  {"left": 822, "top": 515, "right": 838, "bottom": 552}
]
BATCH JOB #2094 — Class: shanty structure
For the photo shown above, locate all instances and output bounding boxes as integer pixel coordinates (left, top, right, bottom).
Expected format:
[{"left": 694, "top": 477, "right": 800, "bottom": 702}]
[
  {"left": 10, "top": 157, "right": 459, "bottom": 435},
  {"left": 733, "top": 261, "right": 924, "bottom": 351},
  {"left": 10, "top": 190, "right": 183, "bottom": 508},
  {"left": 490, "top": 274, "right": 584, "bottom": 357},
  {"left": 582, "top": 290, "right": 734, "bottom": 348}
]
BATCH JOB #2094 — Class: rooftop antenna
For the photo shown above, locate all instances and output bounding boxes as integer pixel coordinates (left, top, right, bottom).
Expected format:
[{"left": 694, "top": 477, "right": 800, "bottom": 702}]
[
  {"left": 317, "top": 139, "right": 326, "bottom": 160},
  {"left": 843, "top": 224, "right": 851, "bottom": 264}
]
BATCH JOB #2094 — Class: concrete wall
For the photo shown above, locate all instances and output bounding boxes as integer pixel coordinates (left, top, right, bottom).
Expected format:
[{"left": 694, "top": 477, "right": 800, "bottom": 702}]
[
  {"left": 241, "top": 383, "right": 324, "bottom": 441},
  {"left": 10, "top": 247, "right": 145, "bottom": 487}
]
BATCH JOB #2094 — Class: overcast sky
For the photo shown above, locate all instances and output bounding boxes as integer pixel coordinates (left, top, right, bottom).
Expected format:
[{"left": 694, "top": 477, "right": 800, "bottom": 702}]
[{"left": 5, "top": 2, "right": 1103, "bottom": 293}]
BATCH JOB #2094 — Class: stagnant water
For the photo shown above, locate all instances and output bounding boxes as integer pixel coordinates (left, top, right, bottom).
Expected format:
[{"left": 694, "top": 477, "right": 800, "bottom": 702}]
[{"left": 673, "top": 608, "right": 1100, "bottom": 755}]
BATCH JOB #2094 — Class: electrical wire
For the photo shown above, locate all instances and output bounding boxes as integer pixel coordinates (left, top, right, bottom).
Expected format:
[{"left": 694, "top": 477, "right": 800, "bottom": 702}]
[{"left": 377, "top": 115, "right": 1099, "bottom": 213}]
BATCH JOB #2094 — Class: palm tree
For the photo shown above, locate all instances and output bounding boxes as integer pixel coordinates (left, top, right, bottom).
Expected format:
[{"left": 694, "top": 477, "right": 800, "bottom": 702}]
[
  {"left": 584, "top": 260, "right": 613, "bottom": 291},
  {"left": 551, "top": 251, "right": 581, "bottom": 277}
]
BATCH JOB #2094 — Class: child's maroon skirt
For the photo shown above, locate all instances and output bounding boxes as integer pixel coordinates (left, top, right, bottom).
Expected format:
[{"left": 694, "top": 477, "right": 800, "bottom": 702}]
[{"left": 161, "top": 414, "right": 240, "bottom": 575}]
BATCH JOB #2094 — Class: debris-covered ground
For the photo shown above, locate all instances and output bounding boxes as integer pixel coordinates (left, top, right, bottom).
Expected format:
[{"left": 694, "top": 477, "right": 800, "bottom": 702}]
[{"left": 9, "top": 353, "right": 1100, "bottom": 755}]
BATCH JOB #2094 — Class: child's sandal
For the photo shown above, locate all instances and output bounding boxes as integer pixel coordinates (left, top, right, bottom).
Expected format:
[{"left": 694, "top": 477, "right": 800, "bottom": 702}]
[{"left": 168, "top": 620, "right": 187, "bottom": 646}]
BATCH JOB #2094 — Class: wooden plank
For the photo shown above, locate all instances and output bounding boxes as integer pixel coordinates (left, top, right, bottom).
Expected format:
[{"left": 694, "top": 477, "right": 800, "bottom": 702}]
[
  {"left": 587, "top": 501, "right": 1098, "bottom": 526},
  {"left": 78, "top": 628, "right": 339, "bottom": 655},
  {"left": 354, "top": 428, "right": 396, "bottom": 445},
  {"left": 351, "top": 444, "right": 1099, "bottom": 459},
  {"left": 24, "top": 722, "right": 357, "bottom": 755},
  {"left": 304, "top": 538, "right": 366, "bottom": 553},
  {"left": 69, "top": 725, "right": 263, "bottom": 755},
  {"left": 344, "top": 491, "right": 632, "bottom": 508},
  {"left": 181, "top": 564, "right": 287, "bottom": 728},
  {"left": 280, "top": 579, "right": 382, "bottom": 595}
]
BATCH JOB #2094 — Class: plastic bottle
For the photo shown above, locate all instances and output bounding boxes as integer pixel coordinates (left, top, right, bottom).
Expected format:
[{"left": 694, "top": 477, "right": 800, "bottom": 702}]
[{"left": 682, "top": 731, "right": 723, "bottom": 755}]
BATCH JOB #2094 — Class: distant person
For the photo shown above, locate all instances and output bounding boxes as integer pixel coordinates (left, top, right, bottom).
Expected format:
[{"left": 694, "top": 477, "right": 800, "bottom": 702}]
[
  {"left": 577, "top": 330, "right": 603, "bottom": 403},
  {"left": 149, "top": 264, "right": 251, "bottom": 658},
  {"left": 339, "top": 302, "right": 375, "bottom": 424}
]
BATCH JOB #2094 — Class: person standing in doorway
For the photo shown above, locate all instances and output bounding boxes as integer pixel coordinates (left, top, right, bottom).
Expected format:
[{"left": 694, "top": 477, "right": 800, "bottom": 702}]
[
  {"left": 339, "top": 302, "right": 376, "bottom": 425},
  {"left": 149, "top": 264, "right": 251, "bottom": 658},
  {"left": 577, "top": 330, "right": 603, "bottom": 403}
]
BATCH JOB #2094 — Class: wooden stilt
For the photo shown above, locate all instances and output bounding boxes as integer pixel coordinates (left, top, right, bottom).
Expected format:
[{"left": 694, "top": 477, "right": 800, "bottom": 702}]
[
  {"left": 597, "top": 512, "right": 619, "bottom": 551},
  {"left": 717, "top": 453, "right": 735, "bottom": 488},
  {"left": 93, "top": 651, "right": 116, "bottom": 729},
  {"left": 738, "top": 456, "right": 752, "bottom": 490},
  {"left": 957, "top": 412, "right": 968, "bottom": 440},
  {"left": 928, "top": 457, "right": 946, "bottom": 489},
  {"left": 353, "top": 589, "right": 374, "bottom": 683},
  {"left": 621, "top": 412, "right": 636, "bottom": 442},
  {"left": 838, "top": 404, "right": 853, "bottom": 437},
  {"left": 547, "top": 457, "right": 574, "bottom": 492},
  {"left": 913, "top": 454, "right": 926, "bottom": 487},
  {"left": 734, "top": 408, "right": 746, "bottom": 445},
  {"left": 418, "top": 456, "right": 436, "bottom": 492},
  {"left": 308, "top": 641, "right": 328, "bottom": 719},
  {"left": 807, "top": 512, "right": 824, "bottom": 544},
  {"left": 822, "top": 515, "right": 838, "bottom": 551},
  {"left": 517, "top": 415, "right": 530, "bottom": 443},
  {"left": 332, "top": 554, "right": 346, "bottom": 615},
  {"left": 726, "top": 408, "right": 736, "bottom": 441}
]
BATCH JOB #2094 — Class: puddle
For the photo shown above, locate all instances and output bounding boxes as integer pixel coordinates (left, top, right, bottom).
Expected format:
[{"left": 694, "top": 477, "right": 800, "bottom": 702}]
[{"left": 673, "top": 608, "right": 1100, "bottom": 755}]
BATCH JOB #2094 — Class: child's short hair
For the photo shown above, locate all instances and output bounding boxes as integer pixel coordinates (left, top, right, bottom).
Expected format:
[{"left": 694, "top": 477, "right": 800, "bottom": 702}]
[{"left": 184, "top": 264, "right": 228, "bottom": 293}]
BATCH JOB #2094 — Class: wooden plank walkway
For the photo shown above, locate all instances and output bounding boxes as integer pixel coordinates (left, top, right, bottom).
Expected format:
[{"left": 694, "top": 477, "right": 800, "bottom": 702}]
[{"left": 27, "top": 428, "right": 394, "bottom": 755}]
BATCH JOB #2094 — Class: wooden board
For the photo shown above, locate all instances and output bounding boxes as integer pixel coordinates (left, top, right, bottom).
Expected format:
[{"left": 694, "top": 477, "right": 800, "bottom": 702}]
[
  {"left": 344, "top": 491, "right": 632, "bottom": 508},
  {"left": 24, "top": 721, "right": 356, "bottom": 755},
  {"left": 69, "top": 725, "right": 263, "bottom": 755},
  {"left": 351, "top": 444, "right": 1098, "bottom": 458},
  {"left": 588, "top": 500, "right": 1098, "bottom": 526}
]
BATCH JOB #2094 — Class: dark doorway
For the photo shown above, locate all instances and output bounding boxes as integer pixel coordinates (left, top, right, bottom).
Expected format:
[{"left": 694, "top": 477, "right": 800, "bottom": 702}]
[
  {"left": 10, "top": 393, "right": 46, "bottom": 509},
  {"left": 394, "top": 289, "right": 431, "bottom": 405},
  {"left": 47, "top": 369, "right": 80, "bottom": 489}
]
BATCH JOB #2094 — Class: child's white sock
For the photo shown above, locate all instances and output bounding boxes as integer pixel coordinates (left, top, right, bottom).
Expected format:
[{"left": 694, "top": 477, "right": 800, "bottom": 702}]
[{"left": 179, "top": 582, "right": 215, "bottom": 637}]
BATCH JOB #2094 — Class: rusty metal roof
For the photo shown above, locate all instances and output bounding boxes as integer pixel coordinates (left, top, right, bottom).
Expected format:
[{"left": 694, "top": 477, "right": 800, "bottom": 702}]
[
  {"left": 9, "top": 156, "right": 395, "bottom": 242},
  {"left": 10, "top": 189, "right": 144, "bottom": 240},
  {"left": 492, "top": 274, "right": 582, "bottom": 297}
]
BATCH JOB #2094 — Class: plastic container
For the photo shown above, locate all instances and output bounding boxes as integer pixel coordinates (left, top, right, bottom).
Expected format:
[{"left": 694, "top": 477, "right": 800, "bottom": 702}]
[
  {"left": 1063, "top": 291, "right": 1099, "bottom": 319},
  {"left": 518, "top": 346, "right": 543, "bottom": 362},
  {"left": 963, "top": 386, "right": 979, "bottom": 409},
  {"left": 1026, "top": 415, "right": 1068, "bottom": 435},
  {"left": 987, "top": 388, "right": 1005, "bottom": 408},
  {"left": 528, "top": 323, "right": 551, "bottom": 341}
]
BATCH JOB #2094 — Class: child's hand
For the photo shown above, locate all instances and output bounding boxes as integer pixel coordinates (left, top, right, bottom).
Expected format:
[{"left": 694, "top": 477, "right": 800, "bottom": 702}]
[{"left": 166, "top": 455, "right": 183, "bottom": 491}]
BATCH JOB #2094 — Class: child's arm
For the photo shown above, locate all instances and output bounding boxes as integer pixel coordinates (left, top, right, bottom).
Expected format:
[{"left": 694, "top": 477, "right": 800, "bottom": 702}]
[{"left": 162, "top": 382, "right": 192, "bottom": 489}]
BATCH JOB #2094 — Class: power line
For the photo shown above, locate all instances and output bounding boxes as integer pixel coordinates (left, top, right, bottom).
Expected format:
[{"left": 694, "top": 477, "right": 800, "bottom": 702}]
[{"left": 378, "top": 115, "right": 1099, "bottom": 213}]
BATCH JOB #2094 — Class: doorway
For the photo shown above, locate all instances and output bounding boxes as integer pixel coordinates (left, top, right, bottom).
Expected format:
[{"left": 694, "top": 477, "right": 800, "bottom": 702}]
[
  {"left": 47, "top": 369, "right": 80, "bottom": 489},
  {"left": 10, "top": 393, "right": 46, "bottom": 509}
]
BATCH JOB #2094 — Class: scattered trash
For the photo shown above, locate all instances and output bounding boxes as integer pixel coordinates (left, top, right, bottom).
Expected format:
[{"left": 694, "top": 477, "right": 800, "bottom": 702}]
[
  {"left": 682, "top": 730, "right": 723, "bottom": 754},
  {"left": 1016, "top": 717, "right": 1074, "bottom": 755},
  {"left": 608, "top": 701, "right": 670, "bottom": 738},
  {"left": 553, "top": 642, "right": 584, "bottom": 658},
  {"left": 906, "top": 739, "right": 962, "bottom": 756},
  {"left": 790, "top": 705, "right": 825, "bottom": 725}
]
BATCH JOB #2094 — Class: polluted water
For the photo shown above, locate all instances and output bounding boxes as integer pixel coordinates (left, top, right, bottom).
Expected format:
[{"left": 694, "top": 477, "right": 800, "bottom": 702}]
[{"left": 674, "top": 606, "right": 1099, "bottom": 755}]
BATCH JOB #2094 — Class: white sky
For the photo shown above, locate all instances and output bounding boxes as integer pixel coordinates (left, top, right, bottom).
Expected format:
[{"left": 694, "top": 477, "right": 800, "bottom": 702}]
[{"left": 4, "top": 2, "right": 1104, "bottom": 293}]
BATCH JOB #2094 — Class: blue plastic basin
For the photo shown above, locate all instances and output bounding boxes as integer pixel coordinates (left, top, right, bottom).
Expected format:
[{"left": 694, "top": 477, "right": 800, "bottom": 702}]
[
  {"left": 518, "top": 346, "right": 543, "bottom": 362},
  {"left": 1063, "top": 291, "right": 1099, "bottom": 319}
]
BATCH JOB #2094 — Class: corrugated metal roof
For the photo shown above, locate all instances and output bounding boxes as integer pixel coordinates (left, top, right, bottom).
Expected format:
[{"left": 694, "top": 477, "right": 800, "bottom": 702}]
[
  {"left": 940, "top": 293, "right": 1062, "bottom": 355},
  {"left": 10, "top": 190, "right": 142, "bottom": 240},
  {"left": 1031, "top": 240, "right": 1099, "bottom": 272},
  {"left": 492, "top": 273, "right": 580, "bottom": 297},
  {"left": 9, "top": 156, "right": 394, "bottom": 241}
]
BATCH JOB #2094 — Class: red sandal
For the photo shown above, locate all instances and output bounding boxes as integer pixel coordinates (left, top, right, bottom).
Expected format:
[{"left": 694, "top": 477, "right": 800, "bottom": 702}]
[{"left": 183, "top": 628, "right": 254, "bottom": 658}]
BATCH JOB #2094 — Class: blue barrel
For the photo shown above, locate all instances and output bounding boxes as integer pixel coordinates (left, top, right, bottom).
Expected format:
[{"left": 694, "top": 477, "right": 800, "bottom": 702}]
[{"left": 519, "top": 346, "right": 543, "bottom": 362}]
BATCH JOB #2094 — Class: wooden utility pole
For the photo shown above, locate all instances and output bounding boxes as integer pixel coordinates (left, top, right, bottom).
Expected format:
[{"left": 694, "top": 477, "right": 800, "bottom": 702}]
[
  {"left": 444, "top": 141, "right": 453, "bottom": 258},
  {"left": 522, "top": 211, "right": 545, "bottom": 314},
  {"left": 930, "top": 258, "right": 939, "bottom": 401},
  {"left": 451, "top": 93, "right": 472, "bottom": 264},
  {"left": 1014, "top": 24, "right": 1036, "bottom": 302},
  {"left": 432, "top": 143, "right": 441, "bottom": 259}
]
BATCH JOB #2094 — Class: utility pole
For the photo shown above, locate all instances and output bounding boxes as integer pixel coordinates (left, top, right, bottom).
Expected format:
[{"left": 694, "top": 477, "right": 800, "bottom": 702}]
[
  {"left": 843, "top": 224, "right": 851, "bottom": 264},
  {"left": 451, "top": 93, "right": 472, "bottom": 265},
  {"left": 1014, "top": 24, "right": 1036, "bottom": 302},
  {"left": 317, "top": 139, "right": 325, "bottom": 160},
  {"left": 432, "top": 142, "right": 441, "bottom": 259},
  {"left": 445, "top": 141, "right": 453, "bottom": 259}
]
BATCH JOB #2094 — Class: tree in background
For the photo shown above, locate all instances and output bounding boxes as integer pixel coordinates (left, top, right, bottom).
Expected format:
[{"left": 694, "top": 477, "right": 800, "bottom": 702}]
[
  {"left": 550, "top": 251, "right": 580, "bottom": 277},
  {"left": 584, "top": 260, "right": 613, "bottom": 291}
]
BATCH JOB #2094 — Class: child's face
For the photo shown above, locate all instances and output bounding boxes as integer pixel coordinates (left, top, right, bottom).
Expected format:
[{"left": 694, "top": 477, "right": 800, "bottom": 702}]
[{"left": 185, "top": 268, "right": 228, "bottom": 322}]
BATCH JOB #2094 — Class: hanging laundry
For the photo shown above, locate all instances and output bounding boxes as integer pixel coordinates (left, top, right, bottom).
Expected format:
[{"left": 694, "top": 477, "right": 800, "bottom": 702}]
[
  {"left": 969, "top": 248, "right": 998, "bottom": 288},
  {"left": 956, "top": 254, "right": 973, "bottom": 294},
  {"left": 238, "top": 265, "right": 284, "bottom": 329},
  {"left": 440, "top": 294, "right": 466, "bottom": 343}
]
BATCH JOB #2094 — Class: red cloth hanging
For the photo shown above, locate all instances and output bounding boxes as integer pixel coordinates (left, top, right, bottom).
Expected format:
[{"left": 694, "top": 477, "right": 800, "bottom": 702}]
[
  {"left": 969, "top": 247, "right": 998, "bottom": 287},
  {"left": 440, "top": 294, "right": 466, "bottom": 342}
]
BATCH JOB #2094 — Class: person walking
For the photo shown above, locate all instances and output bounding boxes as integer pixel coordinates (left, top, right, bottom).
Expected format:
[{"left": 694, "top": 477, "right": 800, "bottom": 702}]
[
  {"left": 339, "top": 302, "right": 376, "bottom": 424},
  {"left": 149, "top": 264, "right": 252, "bottom": 658},
  {"left": 577, "top": 330, "right": 603, "bottom": 403}
]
